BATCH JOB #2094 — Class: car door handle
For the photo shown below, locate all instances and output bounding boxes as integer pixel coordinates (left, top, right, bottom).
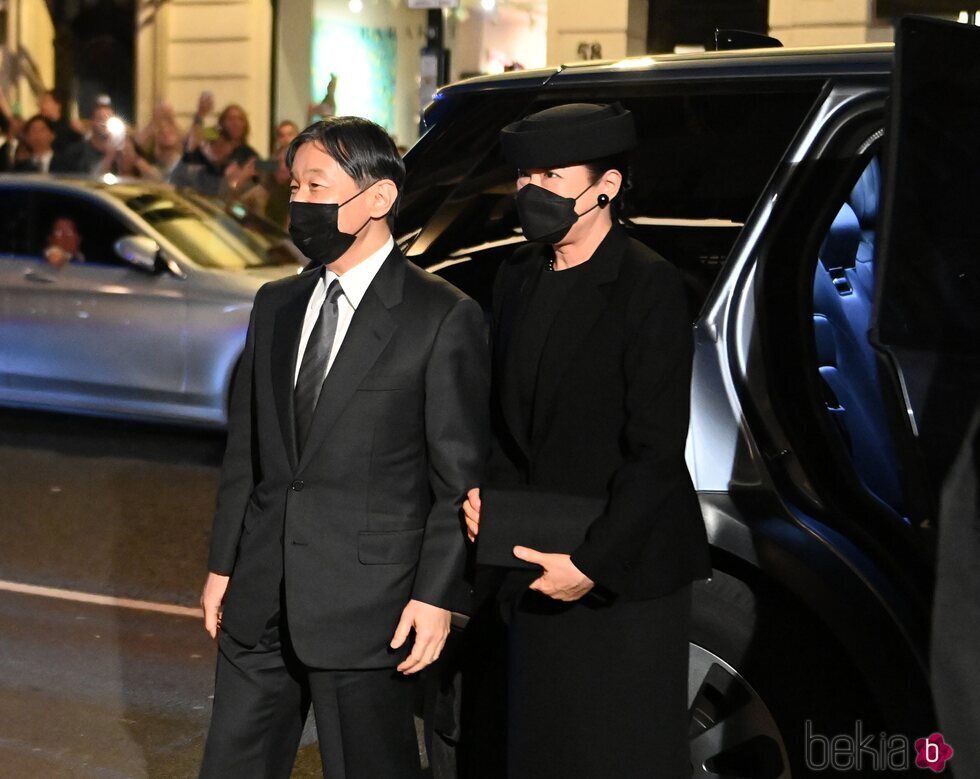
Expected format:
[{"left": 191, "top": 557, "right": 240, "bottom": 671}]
[{"left": 24, "top": 270, "right": 56, "bottom": 284}]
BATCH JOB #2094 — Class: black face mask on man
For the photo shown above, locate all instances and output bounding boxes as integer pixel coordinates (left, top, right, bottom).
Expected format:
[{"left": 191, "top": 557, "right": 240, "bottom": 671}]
[
  {"left": 514, "top": 182, "right": 608, "bottom": 244},
  {"left": 288, "top": 186, "right": 373, "bottom": 266}
]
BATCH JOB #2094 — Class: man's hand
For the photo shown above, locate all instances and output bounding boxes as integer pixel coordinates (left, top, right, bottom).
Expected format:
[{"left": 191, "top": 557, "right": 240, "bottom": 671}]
[
  {"left": 390, "top": 599, "right": 451, "bottom": 675},
  {"left": 44, "top": 246, "right": 70, "bottom": 269},
  {"left": 200, "top": 572, "right": 230, "bottom": 639},
  {"left": 462, "top": 487, "right": 481, "bottom": 542},
  {"left": 513, "top": 547, "right": 595, "bottom": 602}
]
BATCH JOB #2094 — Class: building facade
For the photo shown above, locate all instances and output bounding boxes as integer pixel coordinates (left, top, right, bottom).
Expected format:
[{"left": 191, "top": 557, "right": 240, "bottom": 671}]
[{"left": 1, "top": 0, "right": 967, "bottom": 152}]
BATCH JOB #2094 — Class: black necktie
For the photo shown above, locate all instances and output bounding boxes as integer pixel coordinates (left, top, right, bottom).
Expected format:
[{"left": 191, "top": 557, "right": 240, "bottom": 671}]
[{"left": 294, "top": 277, "right": 343, "bottom": 454}]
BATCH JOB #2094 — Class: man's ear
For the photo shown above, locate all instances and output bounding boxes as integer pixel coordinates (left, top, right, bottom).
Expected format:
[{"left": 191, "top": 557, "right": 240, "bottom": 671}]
[{"left": 371, "top": 179, "right": 399, "bottom": 219}]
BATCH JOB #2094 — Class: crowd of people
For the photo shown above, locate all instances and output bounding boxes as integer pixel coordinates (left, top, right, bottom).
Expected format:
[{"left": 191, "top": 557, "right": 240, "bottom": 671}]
[{"left": 0, "top": 86, "right": 299, "bottom": 229}]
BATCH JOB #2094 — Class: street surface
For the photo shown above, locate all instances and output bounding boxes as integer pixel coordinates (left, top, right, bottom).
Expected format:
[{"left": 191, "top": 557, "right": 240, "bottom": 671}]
[{"left": 0, "top": 409, "right": 358, "bottom": 777}]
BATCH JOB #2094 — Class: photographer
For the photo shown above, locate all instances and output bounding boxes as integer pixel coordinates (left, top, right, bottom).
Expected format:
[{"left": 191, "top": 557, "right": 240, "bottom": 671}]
[
  {"left": 174, "top": 92, "right": 259, "bottom": 196},
  {"left": 61, "top": 96, "right": 126, "bottom": 176}
]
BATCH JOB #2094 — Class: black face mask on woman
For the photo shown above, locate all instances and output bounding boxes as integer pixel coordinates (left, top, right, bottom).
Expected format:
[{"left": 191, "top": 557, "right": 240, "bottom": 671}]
[
  {"left": 514, "top": 182, "right": 607, "bottom": 244},
  {"left": 288, "top": 186, "right": 373, "bottom": 266}
]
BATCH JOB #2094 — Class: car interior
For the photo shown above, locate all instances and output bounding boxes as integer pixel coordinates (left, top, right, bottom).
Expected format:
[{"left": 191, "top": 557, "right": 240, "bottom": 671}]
[
  {"left": 32, "top": 193, "right": 132, "bottom": 267},
  {"left": 0, "top": 189, "right": 133, "bottom": 269},
  {"left": 0, "top": 189, "right": 34, "bottom": 257},
  {"left": 811, "top": 155, "right": 905, "bottom": 518}
]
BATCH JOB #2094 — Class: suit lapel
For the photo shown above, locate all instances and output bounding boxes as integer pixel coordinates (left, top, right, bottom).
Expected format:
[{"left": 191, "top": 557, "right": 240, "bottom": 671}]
[
  {"left": 296, "top": 248, "right": 403, "bottom": 472},
  {"left": 530, "top": 227, "right": 625, "bottom": 450},
  {"left": 271, "top": 268, "right": 322, "bottom": 469}
]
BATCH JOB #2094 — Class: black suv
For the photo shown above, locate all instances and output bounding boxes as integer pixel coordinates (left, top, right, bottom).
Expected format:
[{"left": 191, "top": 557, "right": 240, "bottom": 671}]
[{"left": 400, "top": 17, "right": 980, "bottom": 779}]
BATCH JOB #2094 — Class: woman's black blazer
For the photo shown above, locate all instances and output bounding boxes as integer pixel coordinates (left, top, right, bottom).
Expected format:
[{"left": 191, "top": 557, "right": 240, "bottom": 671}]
[{"left": 488, "top": 225, "right": 711, "bottom": 600}]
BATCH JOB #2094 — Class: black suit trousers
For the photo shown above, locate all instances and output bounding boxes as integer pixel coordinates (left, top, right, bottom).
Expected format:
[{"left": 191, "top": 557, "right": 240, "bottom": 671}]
[{"left": 200, "top": 596, "right": 421, "bottom": 779}]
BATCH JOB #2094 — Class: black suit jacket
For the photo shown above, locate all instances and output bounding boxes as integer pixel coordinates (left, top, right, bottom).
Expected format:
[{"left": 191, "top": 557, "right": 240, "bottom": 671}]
[
  {"left": 209, "top": 245, "right": 490, "bottom": 668},
  {"left": 11, "top": 151, "right": 76, "bottom": 174},
  {"left": 488, "top": 225, "right": 711, "bottom": 599},
  {"left": 0, "top": 141, "right": 16, "bottom": 172}
]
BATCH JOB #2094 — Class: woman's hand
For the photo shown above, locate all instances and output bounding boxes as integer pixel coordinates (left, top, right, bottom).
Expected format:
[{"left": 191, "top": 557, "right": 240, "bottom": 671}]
[
  {"left": 463, "top": 487, "right": 481, "bottom": 541},
  {"left": 513, "top": 547, "right": 594, "bottom": 601}
]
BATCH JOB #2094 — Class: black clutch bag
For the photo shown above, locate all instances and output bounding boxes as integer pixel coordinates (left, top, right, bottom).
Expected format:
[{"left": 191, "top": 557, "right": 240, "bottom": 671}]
[{"left": 475, "top": 487, "right": 606, "bottom": 569}]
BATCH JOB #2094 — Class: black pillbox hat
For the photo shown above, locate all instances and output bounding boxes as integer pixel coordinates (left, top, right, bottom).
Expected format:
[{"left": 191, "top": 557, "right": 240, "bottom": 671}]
[{"left": 500, "top": 102, "right": 637, "bottom": 169}]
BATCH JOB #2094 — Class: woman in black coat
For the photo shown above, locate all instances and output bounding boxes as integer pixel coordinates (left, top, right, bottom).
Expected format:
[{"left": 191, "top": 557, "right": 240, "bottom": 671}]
[{"left": 463, "top": 103, "right": 711, "bottom": 778}]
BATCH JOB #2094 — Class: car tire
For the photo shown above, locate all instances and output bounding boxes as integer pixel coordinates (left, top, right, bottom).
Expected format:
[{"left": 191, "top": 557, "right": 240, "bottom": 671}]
[{"left": 688, "top": 570, "right": 901, "bottom": 778}]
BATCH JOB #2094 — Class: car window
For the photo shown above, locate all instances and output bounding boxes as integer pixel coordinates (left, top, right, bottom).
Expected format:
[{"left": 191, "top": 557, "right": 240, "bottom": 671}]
[
  {"left": 0, "top": 188, "right": 34, "bottom": 257},
  {"left": 400, "top": 90, "right": 540, "bottom": 238},
  {"left": 401, "top": 80, "right": 822, "bottom": 315},
  {"left": 182, "top": 193, "right": 303, "bottom": 268},
  {"left": 32, "top": 191, "right": 132, "bottom": 267},
  {"left": 106, "top": 187, "right": 298, "bottom": 270}
]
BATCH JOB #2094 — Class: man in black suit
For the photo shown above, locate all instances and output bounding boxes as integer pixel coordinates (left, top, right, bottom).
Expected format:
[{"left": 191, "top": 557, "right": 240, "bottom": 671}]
[
  {"left": 199, "top": 117, "right": 489, "bottom": 778},
  {"left": 11, "top": 115, "right": 75, "bottom": 174}
]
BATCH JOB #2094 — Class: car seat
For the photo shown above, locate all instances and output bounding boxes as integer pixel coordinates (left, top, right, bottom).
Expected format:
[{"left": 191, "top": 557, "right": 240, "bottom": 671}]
[{"left": 811, "top": 162, "right": 904, "bottom": 516}]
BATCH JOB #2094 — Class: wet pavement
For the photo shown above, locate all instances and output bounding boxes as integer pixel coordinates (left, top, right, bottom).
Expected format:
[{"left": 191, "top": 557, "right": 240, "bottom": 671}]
[{"left": 0, "top": 409, "right": 331, "bottom": 777}]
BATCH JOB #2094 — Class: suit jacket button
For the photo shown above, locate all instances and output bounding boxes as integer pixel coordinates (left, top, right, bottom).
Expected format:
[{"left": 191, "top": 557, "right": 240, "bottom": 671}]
[{"left": 291, "top": 480, "right": 304, "bottom": 491}]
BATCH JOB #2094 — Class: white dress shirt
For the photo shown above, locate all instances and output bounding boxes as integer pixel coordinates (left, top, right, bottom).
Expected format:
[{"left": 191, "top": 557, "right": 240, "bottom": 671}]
[
  {"left": 293, "top": 236, "right": 394, "bottom": 387},
  {"left": 34, "top": 150, "right": 54, "bottom": 173}
]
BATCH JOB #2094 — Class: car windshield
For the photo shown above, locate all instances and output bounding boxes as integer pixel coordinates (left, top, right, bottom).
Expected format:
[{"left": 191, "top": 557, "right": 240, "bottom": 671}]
[{"left": 104, "top": 185, "right": 300, "bottom": 270}]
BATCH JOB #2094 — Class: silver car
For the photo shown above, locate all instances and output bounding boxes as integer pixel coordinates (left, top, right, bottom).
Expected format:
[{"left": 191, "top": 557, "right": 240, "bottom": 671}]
[{"left": 0, "top": 176, "right": 301, "bottom": 427}]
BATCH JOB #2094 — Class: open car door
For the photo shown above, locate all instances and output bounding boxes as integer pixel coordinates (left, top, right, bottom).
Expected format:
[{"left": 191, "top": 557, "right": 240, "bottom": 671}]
[{"left": 871, "top": 16, "right": 980, "bottom": 525}]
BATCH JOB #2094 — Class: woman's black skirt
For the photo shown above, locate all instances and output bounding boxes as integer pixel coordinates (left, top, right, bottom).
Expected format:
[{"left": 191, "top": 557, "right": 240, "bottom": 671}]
[{"left": 506, "top": 585, "right": 692, "bottom": 779}]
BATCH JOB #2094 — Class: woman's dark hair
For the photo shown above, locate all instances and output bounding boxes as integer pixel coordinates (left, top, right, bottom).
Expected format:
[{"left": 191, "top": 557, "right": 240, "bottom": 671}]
[
  {"left": 286, "top": 117, "right": 406, "bottom": 230},
  {"left": 584, "top": 152, "right": 634, "bottom": 221}
]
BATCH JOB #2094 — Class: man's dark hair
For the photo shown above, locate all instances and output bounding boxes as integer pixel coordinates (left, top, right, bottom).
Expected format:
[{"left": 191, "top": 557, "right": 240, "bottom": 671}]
[
  {"left": 47, "top": 214, "right": 78, "bottom": 237},
  {"left": 286, "top": 117, "right": 406, "bottom": 230},
  {"left": 23, "top": 114, "right": 56, "bottom": 136}
]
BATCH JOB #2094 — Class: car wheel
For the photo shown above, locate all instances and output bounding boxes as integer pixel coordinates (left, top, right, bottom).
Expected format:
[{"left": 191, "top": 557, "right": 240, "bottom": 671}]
[
  {"left": 689, "top": 571, "right": 790, "bottom": 778},
  {"left": 689, "top": 641, "right": 789, "bottom": 778},
  {"left": 688, "top": 570, "right": 886, "bottom": 778}
]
